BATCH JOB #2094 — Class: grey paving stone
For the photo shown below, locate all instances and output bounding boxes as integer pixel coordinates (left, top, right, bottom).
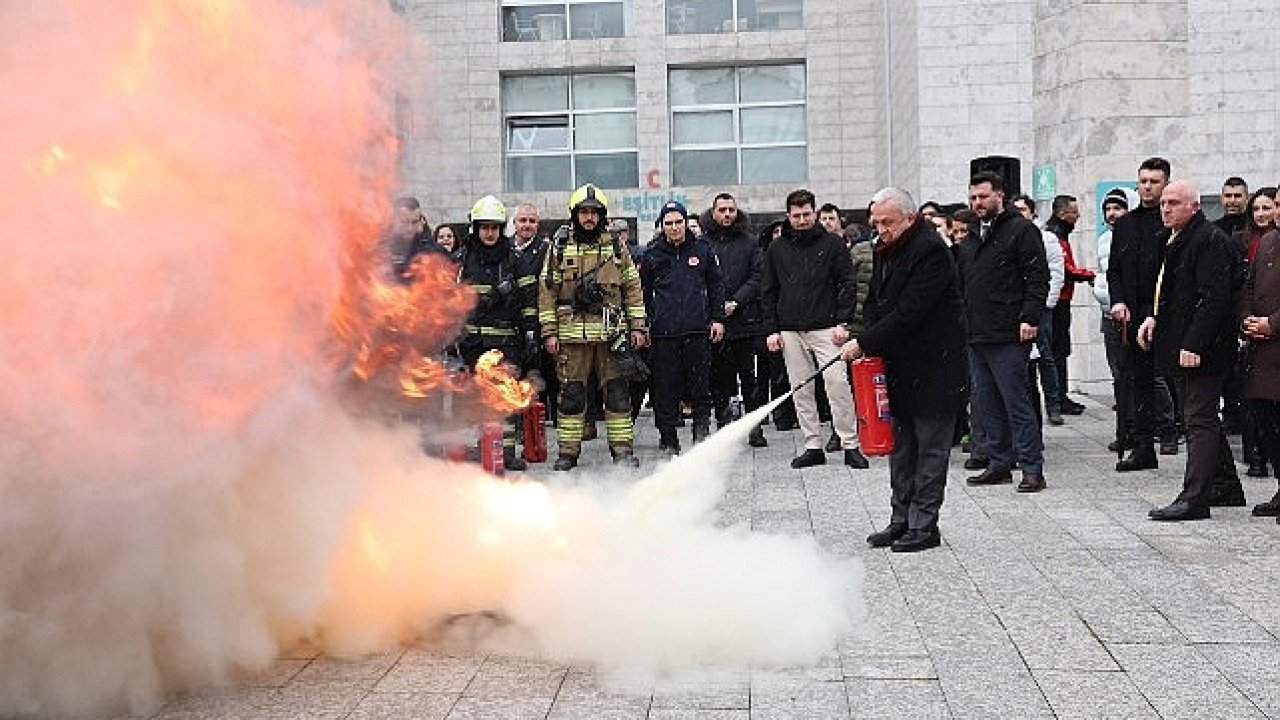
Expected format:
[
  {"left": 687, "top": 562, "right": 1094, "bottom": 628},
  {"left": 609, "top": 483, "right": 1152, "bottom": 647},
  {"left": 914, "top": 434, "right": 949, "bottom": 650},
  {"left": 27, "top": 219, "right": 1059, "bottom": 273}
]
[
  {"left": 1197, "top": 643, "right": 1280, "bottom": 718},
  {"left": 444, "top": 694, "right": 554, "bottom": 720},
  {"left": 1109, "top": 643, "right": 1267, "bottom": 720},
  {"left": 347, "top": 692, "right": 458, "bottom": 720},
  {"left": 546, "top": 691, "right": 650, "bottom": 720},
  {"left": 844, "top": 678, "right": 950, "bottom": 720},
  {"left": 375, "top": 651, "right": 483, "bottom": 694},
  {"left": 844, "top": 654, "right": 937, "bottom": 680},
  {"left": 463, "top": 655, "right": 567, "bottom": 698},
  {"left": 290, "top": 652, "right": 401, "bottom": 686},
  {"left": 750, "top": 680, "right": 849, "bottom": 719},
  {"left": 647, "top": 710, "right": 749, "bottom": 720},
  {"left": 1033, "top": 669, "right": 1160, "bottom": 719}
]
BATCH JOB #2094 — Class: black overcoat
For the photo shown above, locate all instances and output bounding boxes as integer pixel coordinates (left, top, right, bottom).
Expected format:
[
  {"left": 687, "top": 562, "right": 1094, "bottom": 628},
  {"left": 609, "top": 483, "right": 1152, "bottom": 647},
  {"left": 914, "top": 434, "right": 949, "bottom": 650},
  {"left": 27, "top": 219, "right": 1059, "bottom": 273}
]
[{"left": 858, "top": 219, "right": 968, "bottom": 418}]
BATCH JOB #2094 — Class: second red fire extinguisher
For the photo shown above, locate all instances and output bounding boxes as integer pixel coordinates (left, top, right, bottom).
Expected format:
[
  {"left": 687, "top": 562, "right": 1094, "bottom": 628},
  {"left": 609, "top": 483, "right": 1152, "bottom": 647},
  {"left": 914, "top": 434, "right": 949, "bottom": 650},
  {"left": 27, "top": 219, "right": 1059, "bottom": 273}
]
[
  {"left": 479, "top": 421, "right": 505, "bottom": 476},
  {"left": 851, "top": 356, "right": 894, "bottom": 457},
  {"left": 522, "top": 401, "right": 547, "bottom": 463}
]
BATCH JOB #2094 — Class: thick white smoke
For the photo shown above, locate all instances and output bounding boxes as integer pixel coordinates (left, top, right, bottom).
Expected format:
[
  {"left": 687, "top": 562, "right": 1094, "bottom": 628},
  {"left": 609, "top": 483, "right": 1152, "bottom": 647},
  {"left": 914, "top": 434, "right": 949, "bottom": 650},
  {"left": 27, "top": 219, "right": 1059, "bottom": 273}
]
[{"left": 0, "top": 2, "right": 861, "bottom": 718}]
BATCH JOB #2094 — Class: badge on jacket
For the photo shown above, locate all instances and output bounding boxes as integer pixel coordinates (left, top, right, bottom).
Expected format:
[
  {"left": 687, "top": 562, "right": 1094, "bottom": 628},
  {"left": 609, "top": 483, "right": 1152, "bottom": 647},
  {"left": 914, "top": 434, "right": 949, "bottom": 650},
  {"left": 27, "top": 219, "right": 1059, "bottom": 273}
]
[{"left": 687, "top": 256, "right": 700, "bottom": 266}]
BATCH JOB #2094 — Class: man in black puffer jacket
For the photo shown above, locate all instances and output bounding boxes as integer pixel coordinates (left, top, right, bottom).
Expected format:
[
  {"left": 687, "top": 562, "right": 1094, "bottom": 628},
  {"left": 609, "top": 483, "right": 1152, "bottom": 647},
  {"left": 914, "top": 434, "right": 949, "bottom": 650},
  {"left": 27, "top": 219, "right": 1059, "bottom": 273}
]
[
  {"left": 762, "top": 189, "right": 868, "bottom": 470},
  {"left": 702, "top": 193, "right": 769, "bottom": 447},
  {"left": 641, "top": 201, "right": 726, "bottom": 453}
]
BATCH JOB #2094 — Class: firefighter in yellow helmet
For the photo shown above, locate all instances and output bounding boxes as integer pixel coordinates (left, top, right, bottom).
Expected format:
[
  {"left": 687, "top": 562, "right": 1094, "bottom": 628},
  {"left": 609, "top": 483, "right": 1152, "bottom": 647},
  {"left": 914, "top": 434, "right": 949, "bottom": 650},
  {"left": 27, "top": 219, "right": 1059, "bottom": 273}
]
[
  {"left": 455, "top": 194, "right": 540, "bottom": 471},
  {"left": 538, "top": 184, "right": 648, "bottom": 470}
]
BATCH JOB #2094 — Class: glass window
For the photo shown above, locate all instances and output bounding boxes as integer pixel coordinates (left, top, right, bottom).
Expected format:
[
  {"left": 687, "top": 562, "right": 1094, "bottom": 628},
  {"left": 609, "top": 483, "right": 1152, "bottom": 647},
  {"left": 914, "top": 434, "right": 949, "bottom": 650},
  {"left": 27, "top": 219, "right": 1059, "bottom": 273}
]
[
  {"left": 740, "top": 106, "right": 805, "bottom": 143},
  {"left": 572, "top": 74, "right": 636, "bottom": 109},
  {"left": 668, "top": 68, "right": 735, "bottom": 106},
  {"left": 502, "top": 75, "right": 569, "bottom": 112},
  {"left": 672, "top": 110, "right": 735, "bottom": 145},
  {"left": 742, "top": 147, "right": 806, "bottom": 184},
  {"left": 740, "top": 64, "right": 805, "bottom": 102},
  {"left": 669, "top": 63, "right": 807, "bottom": 186},
  {"left": 575, "top": 114, "right": 636, "bottom": 151},
  {"left": 502, "top": 1, "right": 631, "bottom": 42},
  {"left": 666, "top": 0, "right": 802, "bottom": 34},
  {"left": 504, "top": 71, "right": 639, "bottom": 192},
  {"left": 507, "top": 156, "right": 572, "bottom": 192}
]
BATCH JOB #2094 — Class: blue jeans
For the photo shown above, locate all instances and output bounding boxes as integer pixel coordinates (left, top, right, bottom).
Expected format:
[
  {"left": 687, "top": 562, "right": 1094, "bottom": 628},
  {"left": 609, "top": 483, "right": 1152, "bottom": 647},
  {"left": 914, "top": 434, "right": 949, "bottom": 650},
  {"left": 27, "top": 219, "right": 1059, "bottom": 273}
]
[{"left": 969, "top": 343, "right": 1044, "bottom": 476}]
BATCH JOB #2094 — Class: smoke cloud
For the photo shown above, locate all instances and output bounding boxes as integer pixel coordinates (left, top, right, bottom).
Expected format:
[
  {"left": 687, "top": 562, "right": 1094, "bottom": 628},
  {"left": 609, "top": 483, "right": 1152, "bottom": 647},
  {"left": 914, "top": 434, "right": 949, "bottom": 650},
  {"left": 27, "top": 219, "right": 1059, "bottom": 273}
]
[{"left": 0, "top": 2, "right": 860, "bottom": 718}]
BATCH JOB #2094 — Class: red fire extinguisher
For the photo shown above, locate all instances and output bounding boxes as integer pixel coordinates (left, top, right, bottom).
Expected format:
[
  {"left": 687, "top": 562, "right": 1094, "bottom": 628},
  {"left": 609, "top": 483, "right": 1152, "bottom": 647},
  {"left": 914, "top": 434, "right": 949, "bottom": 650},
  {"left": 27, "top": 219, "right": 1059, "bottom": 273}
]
[
  {"left": 479, "top": 421, "right": 505, "bottom": 476},
  {"left": 851, "top": 356, "right": 894, "bottom": 456},
  {"left": 522, "top": 401, "right": 547, "bottom": 463}
]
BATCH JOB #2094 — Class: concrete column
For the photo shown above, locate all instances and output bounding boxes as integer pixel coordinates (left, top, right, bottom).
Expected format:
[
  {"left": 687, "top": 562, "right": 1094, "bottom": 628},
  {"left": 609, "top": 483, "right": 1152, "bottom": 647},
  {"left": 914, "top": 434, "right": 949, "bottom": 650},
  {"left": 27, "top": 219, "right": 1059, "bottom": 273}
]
[{"left": 1031, "top": 0, "right": 1189, "bottom": 391}]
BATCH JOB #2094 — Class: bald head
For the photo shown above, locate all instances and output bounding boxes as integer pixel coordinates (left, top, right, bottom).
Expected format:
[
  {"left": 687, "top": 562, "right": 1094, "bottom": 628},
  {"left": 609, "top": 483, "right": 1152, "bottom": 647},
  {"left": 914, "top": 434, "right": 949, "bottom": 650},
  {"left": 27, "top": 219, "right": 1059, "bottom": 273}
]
[{"left": 1160, "top": 180, "right": 1201, "bottom": 231}]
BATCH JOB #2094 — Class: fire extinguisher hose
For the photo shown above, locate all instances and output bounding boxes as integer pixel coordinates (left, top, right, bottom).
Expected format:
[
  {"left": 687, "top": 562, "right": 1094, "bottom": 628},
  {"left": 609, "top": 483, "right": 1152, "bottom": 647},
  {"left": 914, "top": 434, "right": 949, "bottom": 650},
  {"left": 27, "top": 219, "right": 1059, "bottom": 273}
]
[{"left": 785, "top": 354, "right": 843, "bottom": 398}]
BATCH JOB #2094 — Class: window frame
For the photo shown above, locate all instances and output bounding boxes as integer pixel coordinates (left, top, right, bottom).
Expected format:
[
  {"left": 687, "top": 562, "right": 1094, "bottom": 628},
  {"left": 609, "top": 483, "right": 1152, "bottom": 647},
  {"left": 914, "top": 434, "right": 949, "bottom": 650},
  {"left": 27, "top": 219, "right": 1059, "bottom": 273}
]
[
  {"left": 500, "top": 0, "right": 632, "bottom": 42},
  {"left": 502, "top": 70, "right": 640, "bottom": 192},
  {"left": 665, "top": 0, "right": 804, "bottom": 35},
  {"left": 669, "top": 63, "right": 808, "bottom": 186}
]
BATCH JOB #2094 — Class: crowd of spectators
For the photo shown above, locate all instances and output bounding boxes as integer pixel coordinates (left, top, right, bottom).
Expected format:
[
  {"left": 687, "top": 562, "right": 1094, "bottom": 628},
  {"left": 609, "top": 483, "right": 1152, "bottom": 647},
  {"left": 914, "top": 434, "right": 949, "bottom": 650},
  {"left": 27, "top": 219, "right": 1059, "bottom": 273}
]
[{"left": 383, "top": 160, "right": 1280, "bottom": 546}]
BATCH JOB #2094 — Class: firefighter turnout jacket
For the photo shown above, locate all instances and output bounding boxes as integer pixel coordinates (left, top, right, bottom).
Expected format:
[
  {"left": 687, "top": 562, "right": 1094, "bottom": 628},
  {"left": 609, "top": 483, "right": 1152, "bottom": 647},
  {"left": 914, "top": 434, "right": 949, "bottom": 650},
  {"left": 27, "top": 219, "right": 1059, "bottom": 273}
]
[{"left": 538, "top": 230, "right": 646, "bottom": 343}]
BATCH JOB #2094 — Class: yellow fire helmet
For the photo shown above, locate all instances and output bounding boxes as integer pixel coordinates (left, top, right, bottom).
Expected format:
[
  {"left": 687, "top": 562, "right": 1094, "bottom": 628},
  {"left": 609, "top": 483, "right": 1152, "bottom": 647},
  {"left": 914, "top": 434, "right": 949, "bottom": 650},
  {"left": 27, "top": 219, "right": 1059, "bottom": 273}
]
[
  {"left": 567, "top": 183, "right": 608, "bottom": 218},
  {"left": 469, "top": 195, "right": 507, "bottom": 224}
]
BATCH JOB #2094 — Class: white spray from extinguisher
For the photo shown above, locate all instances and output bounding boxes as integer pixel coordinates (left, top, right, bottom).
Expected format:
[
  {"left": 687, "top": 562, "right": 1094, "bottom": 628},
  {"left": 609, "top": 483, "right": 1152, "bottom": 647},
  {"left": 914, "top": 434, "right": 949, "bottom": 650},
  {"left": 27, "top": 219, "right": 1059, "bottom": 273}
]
[{"left": 623, "top": 356, "right": 842, "bottom": 525}]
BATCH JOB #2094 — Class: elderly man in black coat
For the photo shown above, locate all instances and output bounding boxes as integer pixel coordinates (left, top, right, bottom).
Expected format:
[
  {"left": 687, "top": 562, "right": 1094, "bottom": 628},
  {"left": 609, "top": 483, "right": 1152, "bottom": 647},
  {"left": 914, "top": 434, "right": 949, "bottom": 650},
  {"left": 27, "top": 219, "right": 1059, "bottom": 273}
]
[
  {"left": 840, "top": 187, "right": 967, "bottom": 552},
  {"left": 1138, "top": 180, "right": 1245, "bottom": 521}
]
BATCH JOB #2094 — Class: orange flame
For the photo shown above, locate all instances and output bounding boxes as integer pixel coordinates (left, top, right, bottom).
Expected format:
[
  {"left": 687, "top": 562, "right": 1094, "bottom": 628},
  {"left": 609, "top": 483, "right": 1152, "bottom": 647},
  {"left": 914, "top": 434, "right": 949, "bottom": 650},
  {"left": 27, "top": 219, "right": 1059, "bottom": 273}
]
[
  {"left": 473, "top": 349, "right": 537, "bottom": 413},
  {"left": 329, "top": 242, "right": 536, "bottom": 415}
]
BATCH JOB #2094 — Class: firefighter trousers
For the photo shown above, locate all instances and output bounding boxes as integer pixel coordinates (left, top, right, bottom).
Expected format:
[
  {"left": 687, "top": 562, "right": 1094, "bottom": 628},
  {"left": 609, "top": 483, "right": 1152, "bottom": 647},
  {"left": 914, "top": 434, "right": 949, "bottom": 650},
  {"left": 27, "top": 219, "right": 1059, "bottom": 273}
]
[{"left": 555, "top": 341, "right": 633, "bottom": 457}]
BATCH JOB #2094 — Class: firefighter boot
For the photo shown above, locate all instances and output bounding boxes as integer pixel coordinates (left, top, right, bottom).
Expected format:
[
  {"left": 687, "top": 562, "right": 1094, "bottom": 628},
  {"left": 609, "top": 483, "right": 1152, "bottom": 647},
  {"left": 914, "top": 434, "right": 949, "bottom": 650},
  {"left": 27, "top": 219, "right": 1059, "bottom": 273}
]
[{"left": 503, "top": 447, "right": 527, "bottom": 472}]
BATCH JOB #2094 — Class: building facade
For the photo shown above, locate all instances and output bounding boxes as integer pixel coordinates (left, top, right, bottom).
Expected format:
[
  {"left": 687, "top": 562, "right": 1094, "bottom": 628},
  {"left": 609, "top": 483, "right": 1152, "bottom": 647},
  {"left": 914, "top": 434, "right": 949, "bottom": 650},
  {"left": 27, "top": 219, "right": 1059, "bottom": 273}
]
[{"left": 395, "top": 0, "right": 1279, "bottom": 386}]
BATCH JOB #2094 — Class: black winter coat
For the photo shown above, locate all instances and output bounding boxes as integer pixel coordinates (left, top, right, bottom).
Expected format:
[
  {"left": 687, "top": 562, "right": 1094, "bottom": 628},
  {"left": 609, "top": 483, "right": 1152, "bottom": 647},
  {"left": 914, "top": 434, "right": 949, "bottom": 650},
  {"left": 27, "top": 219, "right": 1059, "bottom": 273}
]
[
  {"left": 761, "top": 223, "right": 855, "bottom": 334},
  {"left": 858, "top": 219, "right": 968, "bottom": 417},
  {"left": 641, "top": 232, "right": 726, "bottom": 337},
  {"left": 955, "top": 207, "right": 1048, "bottom": 344},
  {"left": 1152, "top": 211, "right": 1239, "bottom": 377},
  {"left": 1106, "top": 203, "right": 1166, "bottom": 328},
  {"left": 700, "top": 209, "right": 764, "bottom": 339}
]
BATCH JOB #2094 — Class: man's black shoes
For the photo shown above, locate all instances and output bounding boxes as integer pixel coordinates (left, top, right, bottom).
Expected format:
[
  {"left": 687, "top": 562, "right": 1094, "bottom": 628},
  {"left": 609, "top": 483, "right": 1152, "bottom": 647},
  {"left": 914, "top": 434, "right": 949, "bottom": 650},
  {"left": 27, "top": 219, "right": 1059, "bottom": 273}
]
[
  {"left": 963, "top": 456, "right": 989, "bottom": 471},
  {"left": 553, "top": 455, "right": 578, "bottom": 471},
  {"left": 1252, "top": 491, "right": 1280, "bottom": 517},
  {"left": 966, "top": 468, "right": 1013, "bottom": 486},
  {"left": 866, "top": 523, "right": 908, "bottom": 548},
  {"left": 748, "top": 427, "right": 768, "bottom": 447},
  {"left": 1209, "top": 482, "right": 1247, "bottom": 508},
  {"left": 1116, "top": 449, "right": 1158, "bottom": 472},
  {"left": 1148, "top": 501, "right": 1210, "bottom": 521},
  {"left": 844, "top": 448, "right": 869, "bottom": 469},
  {"left": 774, "top": 418, "right": 800, "bottom": 431},
  {"left": 1016, "top": 474, "right": 1047, "bottom": 493},
  {"left": 1060, "top": 400, "right": 1086, "bottom": 415},
  {"left": 891, "top": 529, "right": 942, "bottom": 553},
  {"left": 611, "top": 450, "right": 640, "bottom": 468},
  {"left": 824, "top": 431, "right": 842, "bottom": 453},
  {"left": 791, "top": 448, "right": 826, "bottom": 469}
]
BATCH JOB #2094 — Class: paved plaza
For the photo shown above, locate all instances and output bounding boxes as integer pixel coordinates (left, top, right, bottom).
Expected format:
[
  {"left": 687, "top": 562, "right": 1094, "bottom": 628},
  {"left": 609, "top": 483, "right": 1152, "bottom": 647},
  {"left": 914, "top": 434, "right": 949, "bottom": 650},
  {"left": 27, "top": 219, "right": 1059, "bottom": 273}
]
[{"left": 144, "top": 394, "right": 1279, "bottom": 720}]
